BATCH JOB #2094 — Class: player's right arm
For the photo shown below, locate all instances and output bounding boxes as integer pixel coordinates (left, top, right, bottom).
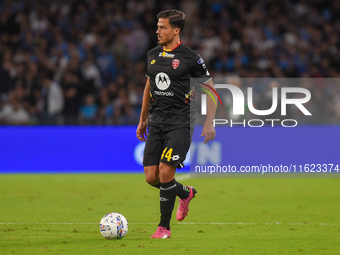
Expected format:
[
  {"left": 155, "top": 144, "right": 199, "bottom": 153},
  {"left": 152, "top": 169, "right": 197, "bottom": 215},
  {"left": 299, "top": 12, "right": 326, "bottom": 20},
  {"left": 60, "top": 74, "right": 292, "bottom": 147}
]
[{"left": 136, "top": 78, "right": 150, "bottom": 141}]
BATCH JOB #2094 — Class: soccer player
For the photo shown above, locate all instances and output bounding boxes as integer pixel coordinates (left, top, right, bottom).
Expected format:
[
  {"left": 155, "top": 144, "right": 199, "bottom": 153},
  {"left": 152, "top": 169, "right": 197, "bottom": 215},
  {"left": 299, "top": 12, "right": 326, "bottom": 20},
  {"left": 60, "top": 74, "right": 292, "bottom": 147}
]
[{"left": 136, "top": 9, "right": 216, "bottom": 239}]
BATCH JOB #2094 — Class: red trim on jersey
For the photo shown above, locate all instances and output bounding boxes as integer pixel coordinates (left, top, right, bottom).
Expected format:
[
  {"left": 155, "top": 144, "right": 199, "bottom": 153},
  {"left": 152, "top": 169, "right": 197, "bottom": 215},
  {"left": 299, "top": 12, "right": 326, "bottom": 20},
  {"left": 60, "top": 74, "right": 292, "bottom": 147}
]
[{"left": 163, "top": 40, "right": 183, "bottom": 51}]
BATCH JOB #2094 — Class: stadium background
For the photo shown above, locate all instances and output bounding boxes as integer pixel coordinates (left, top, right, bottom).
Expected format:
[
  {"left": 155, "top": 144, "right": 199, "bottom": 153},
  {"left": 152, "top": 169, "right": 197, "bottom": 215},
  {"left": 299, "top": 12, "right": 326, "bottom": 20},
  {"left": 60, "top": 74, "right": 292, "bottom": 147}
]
[
  {"left": 1, "top": 1, "right": 340, "bottom": 254},
  {"left": 0, "top": 0, "right": 340, "bottom": 173}
]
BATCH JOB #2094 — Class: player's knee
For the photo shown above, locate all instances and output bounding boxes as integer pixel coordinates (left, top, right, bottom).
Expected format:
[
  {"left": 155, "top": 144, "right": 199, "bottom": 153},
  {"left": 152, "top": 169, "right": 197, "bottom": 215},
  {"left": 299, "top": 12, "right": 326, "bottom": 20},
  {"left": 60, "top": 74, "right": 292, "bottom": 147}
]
[
  {"left": 145, "top": 174, "right": 159, "bottom": 186},
  {"left": 159, "top": 163, "right": 175, "bottom": 183},
  {"left": 144, "top": 167, "right": 159, "bottom": 186}
]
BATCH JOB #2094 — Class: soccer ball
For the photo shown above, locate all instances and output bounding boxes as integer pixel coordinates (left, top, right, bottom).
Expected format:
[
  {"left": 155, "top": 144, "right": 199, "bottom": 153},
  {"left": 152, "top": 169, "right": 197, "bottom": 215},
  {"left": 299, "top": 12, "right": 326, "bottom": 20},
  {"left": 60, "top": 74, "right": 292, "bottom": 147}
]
[{"left": 99, "top": 212, "right": 128, "bottom": 239}]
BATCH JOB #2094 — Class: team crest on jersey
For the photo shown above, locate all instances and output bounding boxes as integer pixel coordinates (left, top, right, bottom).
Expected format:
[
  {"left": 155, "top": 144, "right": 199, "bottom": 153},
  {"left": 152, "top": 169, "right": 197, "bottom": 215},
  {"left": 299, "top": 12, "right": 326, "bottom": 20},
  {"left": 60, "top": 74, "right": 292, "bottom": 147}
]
[{"left": 172, "top": 59, "right": 180, "bottom": 69}]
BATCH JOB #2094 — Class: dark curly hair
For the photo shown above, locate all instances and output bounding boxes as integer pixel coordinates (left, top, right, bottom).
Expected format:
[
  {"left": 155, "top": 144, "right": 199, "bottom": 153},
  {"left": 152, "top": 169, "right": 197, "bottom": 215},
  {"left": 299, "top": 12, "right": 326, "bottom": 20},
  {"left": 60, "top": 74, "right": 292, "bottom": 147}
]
[{"left": 157, "top": 9, "right": 185, "bottom": 34}]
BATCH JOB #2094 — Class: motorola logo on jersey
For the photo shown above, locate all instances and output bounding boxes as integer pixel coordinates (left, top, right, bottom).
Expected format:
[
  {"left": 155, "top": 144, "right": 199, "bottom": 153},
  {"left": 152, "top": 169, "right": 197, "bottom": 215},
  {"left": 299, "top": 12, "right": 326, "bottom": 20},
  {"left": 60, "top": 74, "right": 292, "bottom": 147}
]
[
  {"left": 155, "top": 72, "right": 171, "bottom": 90},
  {"left": 154, "top": 91, "right": 174, "bottom": 96}
]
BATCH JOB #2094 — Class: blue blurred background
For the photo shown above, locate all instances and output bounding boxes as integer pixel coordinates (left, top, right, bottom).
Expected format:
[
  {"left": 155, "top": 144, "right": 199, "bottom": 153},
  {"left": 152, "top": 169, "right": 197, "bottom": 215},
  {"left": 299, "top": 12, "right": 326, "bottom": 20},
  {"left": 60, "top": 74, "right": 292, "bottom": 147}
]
[
  {"left": 1, "top": 126, "right": 339, "bottom": 173},
  {"left": 1, "top": 0, "right": 340, "bottom": 126}
]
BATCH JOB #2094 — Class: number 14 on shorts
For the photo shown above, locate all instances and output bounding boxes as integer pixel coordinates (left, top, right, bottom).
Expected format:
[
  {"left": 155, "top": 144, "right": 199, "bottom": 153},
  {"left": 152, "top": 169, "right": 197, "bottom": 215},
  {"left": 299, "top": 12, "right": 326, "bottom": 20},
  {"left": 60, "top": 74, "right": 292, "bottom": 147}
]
[{"left": 161, "top": 147, "right": 173, "bottom": 161}]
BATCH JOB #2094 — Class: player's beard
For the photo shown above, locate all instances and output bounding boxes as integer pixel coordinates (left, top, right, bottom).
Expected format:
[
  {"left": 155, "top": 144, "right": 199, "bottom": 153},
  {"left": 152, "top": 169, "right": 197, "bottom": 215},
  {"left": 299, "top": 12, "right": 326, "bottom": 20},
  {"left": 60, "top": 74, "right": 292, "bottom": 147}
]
[{"left": 157, "top": 36, "right": 174, "bottom": 47}]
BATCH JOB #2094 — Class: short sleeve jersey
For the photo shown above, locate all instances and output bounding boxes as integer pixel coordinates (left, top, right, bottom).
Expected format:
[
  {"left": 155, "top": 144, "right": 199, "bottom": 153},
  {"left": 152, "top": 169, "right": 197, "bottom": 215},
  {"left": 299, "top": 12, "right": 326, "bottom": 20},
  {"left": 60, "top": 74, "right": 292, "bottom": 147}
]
[{"left": 145, "top": 41, "right": 211, "bottom": 127}]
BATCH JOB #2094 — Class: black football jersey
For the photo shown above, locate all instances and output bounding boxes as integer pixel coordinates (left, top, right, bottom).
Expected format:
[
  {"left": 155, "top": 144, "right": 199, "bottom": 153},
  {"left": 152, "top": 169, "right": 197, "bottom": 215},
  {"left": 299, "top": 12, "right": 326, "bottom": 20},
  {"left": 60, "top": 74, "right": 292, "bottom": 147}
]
[{"left": 145, "top": 41, "right": 211, "bottom": 127}]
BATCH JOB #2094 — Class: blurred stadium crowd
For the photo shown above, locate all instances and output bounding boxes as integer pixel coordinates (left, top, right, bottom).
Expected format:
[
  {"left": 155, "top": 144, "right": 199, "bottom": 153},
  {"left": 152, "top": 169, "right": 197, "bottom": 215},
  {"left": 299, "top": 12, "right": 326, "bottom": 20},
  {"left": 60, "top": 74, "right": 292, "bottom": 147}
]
[{"left": 0, "top": 0, "right": 340, "bottom": 125}]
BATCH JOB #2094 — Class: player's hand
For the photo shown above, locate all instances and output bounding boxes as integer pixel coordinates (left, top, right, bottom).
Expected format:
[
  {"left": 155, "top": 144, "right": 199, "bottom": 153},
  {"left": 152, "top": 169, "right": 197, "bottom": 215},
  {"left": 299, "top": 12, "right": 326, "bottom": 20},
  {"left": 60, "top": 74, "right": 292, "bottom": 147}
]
[
  {"left": 201, "top": 122, "right": 216, "bottom": 144},
  {"left": 136, "top": 121, "right": 148, "bottom": 142}
]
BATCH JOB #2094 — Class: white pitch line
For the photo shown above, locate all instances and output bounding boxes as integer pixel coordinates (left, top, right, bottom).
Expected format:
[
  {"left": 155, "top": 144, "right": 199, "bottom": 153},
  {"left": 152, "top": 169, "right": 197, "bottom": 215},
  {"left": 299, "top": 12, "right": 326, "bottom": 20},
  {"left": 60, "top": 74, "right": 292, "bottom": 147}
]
[
  {"left": 178, "top": 222, "right": 340, "bottom": 226},
  {"left": 175, "top": 174, "right": 191, "bottom": 181},
  {"left": 1, "top": 222, "right": 340, "bottom": 226},
  {"left": 0, "top": 222, "right": 97, "bottom": 225}
]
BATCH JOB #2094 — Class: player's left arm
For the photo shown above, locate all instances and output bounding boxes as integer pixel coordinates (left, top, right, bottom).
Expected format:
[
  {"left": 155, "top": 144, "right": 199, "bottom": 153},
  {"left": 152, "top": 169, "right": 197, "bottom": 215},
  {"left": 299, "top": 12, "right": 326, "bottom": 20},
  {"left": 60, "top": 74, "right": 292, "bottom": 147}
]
[
  {"left": 201, "top": 79, "right": 217, "bottom": 144},
  {"left": 190, "top": 52, "right": 216, "bottom": 143}
]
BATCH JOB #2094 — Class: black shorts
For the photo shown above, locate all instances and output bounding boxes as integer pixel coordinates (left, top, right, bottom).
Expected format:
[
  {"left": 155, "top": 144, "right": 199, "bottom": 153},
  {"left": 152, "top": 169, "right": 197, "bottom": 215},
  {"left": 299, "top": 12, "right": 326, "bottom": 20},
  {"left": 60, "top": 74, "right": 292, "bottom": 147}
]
[{"left": 143, "top": 125, "right": 193, "bottom": 169}]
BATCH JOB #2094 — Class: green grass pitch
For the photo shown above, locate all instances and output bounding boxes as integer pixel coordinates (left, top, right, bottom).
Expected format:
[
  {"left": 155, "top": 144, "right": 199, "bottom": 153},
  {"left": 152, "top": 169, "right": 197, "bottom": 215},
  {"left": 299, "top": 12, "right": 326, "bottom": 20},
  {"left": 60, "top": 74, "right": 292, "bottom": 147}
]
[{"left": 1, "top": 174, "right": 340, "bottom": 254}]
